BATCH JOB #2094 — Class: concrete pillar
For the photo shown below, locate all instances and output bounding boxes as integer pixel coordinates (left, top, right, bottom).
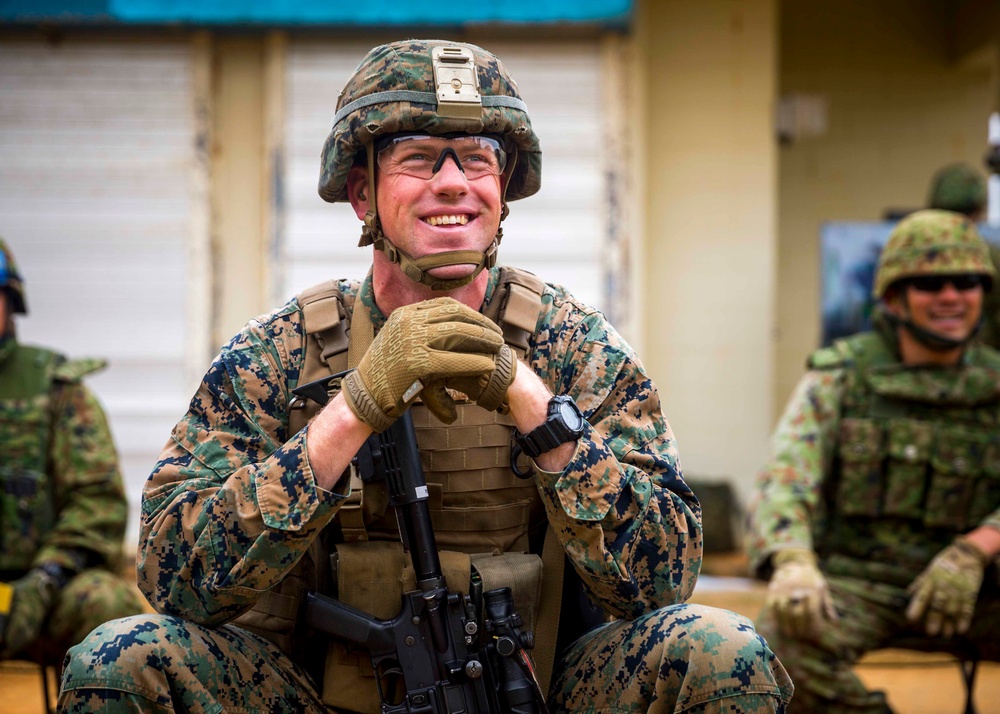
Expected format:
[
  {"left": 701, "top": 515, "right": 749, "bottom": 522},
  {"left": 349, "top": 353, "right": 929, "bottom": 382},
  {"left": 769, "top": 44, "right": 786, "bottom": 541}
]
[{"left": 637, "top": 0, "right": 778, "bottom": 504}]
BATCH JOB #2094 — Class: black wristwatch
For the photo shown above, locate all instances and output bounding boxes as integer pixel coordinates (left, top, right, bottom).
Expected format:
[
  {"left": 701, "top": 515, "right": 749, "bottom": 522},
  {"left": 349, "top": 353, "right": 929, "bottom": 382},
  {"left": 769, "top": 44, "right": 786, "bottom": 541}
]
[{"left": 511, "top": 395, "right": 585, "bottom": 477}]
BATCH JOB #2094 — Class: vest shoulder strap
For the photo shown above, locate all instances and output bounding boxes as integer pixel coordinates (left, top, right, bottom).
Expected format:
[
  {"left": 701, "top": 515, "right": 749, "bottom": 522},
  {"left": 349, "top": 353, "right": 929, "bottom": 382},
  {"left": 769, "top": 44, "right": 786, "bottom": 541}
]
[
  {"left": 298, "top": 279, "right": 351, "bottom": 385},
  {"left": 289, "top": 281, "right": 352, "bottom": 436},
  {"left": 483, "top": 266, "right": 546, "bottom": 359},
  {"left": 808, "top": 332, "right": 893, "bottom": 372}
]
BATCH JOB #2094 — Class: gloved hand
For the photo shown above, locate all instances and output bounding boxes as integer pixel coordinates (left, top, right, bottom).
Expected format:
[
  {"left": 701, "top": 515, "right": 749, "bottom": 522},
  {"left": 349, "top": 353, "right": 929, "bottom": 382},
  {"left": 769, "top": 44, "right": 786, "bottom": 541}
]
[
  {"left": 0, "top": 568, "right": 59, "bottom": 657},
  {"left": 343, "top": 297, "right": 506, "bottom": 431},
  {"left": 423, "top": 342, "right": 518, "bottom": 422},
  {"left": 765, "top": 548, "right": 838, "bottom": 639},
  {"left": 906, "top": 537, "right": 989, "bottom": 638}
]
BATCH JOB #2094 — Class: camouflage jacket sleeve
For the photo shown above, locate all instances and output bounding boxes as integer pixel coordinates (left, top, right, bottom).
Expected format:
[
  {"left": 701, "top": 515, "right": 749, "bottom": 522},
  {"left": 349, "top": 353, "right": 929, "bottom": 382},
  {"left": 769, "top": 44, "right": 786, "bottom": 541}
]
[
  {"left": 528, "top": 286, "right": 701, "bottom": 620},
  {"left": 745, "top": 368, "right": 845, "bottom": 578},
  {"left": 35, "top": 379, "right": 128, "bottom": 573},
  {"left": 138, "top": 303, "right": 343, "bottom": 625}
]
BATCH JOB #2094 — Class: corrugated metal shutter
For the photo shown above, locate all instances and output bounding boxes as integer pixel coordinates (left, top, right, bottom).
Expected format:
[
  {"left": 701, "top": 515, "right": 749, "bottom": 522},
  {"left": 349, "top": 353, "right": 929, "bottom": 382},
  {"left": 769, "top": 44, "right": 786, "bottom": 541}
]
[
  {"left": 0, "top": 40, "right": 196, "bottom": 548},
  {"left": 281, "top": 38, "right": 606, "bottom": 311}
]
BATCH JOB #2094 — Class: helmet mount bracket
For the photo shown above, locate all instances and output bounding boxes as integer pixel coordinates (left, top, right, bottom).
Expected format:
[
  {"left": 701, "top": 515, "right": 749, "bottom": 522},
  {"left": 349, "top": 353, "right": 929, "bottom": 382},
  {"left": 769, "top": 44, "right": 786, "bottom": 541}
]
[{"left": 432, "top": 46, "right": 482, "bottom": 120}]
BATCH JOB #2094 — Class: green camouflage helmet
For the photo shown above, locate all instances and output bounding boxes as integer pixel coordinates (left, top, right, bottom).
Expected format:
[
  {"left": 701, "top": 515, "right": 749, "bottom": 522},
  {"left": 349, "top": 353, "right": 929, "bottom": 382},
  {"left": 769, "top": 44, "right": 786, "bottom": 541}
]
[
  {"left": 0, "top": 237, "right": 27, "bottom": 314},
  {"left": 873, "top": 209, "right": 996, "bottom": 299},
  {"left": 318, "top": 39, "right": 541, "bottom": 204},
  {"left": 927, "top": 163, "right": 986, "bottom": 216}
]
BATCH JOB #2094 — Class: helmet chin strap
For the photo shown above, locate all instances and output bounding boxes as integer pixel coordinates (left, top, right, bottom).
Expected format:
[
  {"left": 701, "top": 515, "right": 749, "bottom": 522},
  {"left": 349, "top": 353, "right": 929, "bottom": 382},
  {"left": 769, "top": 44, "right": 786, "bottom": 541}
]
[
  {"left": 879, "top": 302, "right": 983, "bottom": 353},
  {"left": 357, "top": 143, "right": 516, "bottom": 291}
]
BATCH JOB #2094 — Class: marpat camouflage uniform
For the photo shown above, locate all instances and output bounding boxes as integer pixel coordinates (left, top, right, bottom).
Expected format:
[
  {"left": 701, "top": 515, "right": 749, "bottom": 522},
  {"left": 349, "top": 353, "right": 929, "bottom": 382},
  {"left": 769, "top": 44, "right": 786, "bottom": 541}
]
[
  {"left": 61, "top": 269, "right": 792, "bottom": 713},
  {"left": 747, "top": 314, "right": 1000, "bottom": 713}
]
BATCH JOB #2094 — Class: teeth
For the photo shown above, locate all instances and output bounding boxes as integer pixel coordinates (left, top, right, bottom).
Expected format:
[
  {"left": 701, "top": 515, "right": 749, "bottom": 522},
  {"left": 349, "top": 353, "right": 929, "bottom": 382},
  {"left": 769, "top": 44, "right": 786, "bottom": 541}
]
[{"left": 425, "top": 214, "right": 469, "bottom": 226}]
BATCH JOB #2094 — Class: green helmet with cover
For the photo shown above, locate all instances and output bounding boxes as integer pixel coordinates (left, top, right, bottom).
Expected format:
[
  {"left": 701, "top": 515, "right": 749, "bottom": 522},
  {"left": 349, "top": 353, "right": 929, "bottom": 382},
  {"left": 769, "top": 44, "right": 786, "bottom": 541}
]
[
  {"left": 927, "top": 163, "right": 987, "bottom": 217},
  {"left": 0, "top": 237, "right": 27, "bottom": 315},
  {"left": 872, "top": 209, "right": 995, "bottom": 299},
  {"left": 317, "top": 39, "right": 542, "bottom": 290}
]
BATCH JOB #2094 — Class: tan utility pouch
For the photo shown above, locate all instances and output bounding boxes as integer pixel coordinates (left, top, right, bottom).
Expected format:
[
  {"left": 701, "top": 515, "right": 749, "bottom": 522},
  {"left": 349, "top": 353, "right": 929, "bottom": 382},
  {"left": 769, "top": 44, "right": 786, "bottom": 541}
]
[{"left": 320, "top": 541, "right": 543, "bottom": 713}]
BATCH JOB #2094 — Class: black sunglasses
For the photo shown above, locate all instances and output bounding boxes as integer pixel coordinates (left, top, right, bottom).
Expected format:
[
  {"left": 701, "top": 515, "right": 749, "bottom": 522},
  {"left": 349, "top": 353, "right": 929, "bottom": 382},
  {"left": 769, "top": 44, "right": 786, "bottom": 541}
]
[{"left": 905, "top": 274, "right": 985, "bottom": 293}]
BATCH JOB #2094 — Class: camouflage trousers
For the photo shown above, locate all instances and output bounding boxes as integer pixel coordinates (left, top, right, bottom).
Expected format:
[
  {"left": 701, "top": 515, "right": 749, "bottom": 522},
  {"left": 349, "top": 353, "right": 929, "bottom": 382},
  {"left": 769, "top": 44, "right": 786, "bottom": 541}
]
[
  {"left": 59, "top": 602, "right": 791, "bottom": 713},
  {"left": 2, "top": 568, "right": 144, "bottom": 664},
  {"left": 755, "top": 574, "right": 1000, "bottom": 714}
]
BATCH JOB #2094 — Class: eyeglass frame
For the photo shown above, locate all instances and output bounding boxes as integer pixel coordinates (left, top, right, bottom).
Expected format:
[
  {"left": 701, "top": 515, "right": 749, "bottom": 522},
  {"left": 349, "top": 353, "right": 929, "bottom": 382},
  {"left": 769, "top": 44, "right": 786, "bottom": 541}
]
[{"left": 373, "top": 132, "right": 509, "bottom": 181}]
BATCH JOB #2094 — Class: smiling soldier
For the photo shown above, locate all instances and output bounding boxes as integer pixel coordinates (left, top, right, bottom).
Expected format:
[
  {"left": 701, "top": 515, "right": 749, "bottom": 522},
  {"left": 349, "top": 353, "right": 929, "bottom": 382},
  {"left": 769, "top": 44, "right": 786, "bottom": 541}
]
[
  {"left": 748, "top": 209, "right": 1000, "bottom": 713},
  {"left": 60, "top": 40, "right": 791, "bottom": 713}
]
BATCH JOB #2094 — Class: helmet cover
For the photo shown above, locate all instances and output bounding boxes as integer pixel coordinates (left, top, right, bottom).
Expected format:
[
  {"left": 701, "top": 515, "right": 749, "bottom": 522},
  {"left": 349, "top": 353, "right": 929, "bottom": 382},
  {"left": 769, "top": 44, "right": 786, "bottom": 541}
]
[
  {"left": 873, "top": 209, "right": 995, "bottom": 299},
  {"left": 318, "top": 39, "right": 541, "bottom": 204},
  {"left": 927, "top": 163, "right": 987, "bottom": 216}
]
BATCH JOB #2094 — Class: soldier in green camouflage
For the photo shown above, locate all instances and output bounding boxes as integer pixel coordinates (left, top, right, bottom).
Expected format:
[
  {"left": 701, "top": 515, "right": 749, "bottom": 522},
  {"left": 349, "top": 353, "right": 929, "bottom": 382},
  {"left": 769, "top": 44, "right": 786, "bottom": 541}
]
[
  {"left": 0, "top": 238, "right": 144, "bottom": 665},
  {"left": 747, "top": 209, "right": 1000, "bottom": 712},
  {"left": 60, "top": 40, "right": 792, "bottom": 713},
  {"left": 927, "top": 163, "right": 988, "bottom": 221}
]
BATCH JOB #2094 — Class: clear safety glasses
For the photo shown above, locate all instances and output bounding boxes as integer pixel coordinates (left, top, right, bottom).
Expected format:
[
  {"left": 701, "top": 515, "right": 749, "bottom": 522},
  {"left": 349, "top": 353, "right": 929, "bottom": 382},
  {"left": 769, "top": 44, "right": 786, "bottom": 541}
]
[{"left": 375, "top": 134, "right": 507, "bottom": 181}]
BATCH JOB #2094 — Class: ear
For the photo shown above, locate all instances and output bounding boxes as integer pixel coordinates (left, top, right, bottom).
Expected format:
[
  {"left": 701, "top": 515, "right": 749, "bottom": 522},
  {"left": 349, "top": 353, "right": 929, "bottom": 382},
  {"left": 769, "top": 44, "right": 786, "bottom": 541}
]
[
  {"left": 883, "top": 284, "right": 907, "bottom": 317},
  {"left": 346, "top": 165, "right": 371, "bottom": 220}
]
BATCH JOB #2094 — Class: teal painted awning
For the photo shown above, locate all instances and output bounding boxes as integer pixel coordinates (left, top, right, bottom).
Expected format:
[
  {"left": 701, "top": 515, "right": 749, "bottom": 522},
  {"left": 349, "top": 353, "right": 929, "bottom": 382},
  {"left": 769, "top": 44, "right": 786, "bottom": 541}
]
[{"left": 0, "top": 0, "right": 633, "bottom": 27}]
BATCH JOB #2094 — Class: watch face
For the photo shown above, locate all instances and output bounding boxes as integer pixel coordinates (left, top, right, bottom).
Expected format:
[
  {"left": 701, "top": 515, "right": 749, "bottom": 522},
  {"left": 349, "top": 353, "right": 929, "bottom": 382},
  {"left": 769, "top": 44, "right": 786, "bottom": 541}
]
[{"left": 557, "top": 398, "right": 585, "bottom": 431}]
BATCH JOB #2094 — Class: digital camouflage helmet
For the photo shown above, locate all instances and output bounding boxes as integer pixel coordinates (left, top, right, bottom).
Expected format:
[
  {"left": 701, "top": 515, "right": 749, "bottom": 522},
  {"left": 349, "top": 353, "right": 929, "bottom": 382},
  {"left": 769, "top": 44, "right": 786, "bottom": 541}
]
[
  {"left": 927, "top": 163, "right": 987, "bottom": 217},
  {"left": 873, "top": 209, "right": 995, "bottom": 299},
  {"left": 318, "top": 39, "right": 541, "bottom": 290},
  {"left": 0, "top": 237, "right": 27, "bottom": 314}
]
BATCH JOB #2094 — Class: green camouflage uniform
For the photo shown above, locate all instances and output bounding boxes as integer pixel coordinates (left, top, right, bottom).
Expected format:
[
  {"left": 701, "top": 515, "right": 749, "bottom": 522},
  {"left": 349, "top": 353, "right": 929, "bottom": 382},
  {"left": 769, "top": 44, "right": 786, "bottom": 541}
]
[
  {"left": 0, "top": 337, "right": 144, "bottom": 661},
  {"left": 61, "top": 270, "right": 792, "bottom": 713},
  {"left": 748, "top": 210, "right": 1000, "bottom": 712}
]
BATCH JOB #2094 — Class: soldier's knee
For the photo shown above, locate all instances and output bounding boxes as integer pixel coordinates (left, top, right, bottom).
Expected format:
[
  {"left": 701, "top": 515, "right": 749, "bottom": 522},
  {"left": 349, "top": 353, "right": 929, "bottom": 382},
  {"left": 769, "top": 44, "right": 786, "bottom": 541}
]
[
  {"left": 642, "top": 604, "right": 765, "bottom": 657},
  {"left": 676, "top": 604, "right": 777, "bottom": 662},
  {"left": 62, "top": 614, "right": 181, "bottom": 688},
  {"left": 646, "top": 604, "right": 793, "bottom": 702}
]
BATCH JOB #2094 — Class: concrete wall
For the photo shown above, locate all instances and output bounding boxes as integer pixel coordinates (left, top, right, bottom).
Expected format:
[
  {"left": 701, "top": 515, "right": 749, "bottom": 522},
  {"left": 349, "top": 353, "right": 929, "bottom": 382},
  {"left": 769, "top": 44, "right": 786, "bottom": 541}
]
[
  {"left": 775, "top": 0, "right": 998, "bottom": 412},
  {"left": 636, "top": 0, "right": 778, "bottom": 504}
]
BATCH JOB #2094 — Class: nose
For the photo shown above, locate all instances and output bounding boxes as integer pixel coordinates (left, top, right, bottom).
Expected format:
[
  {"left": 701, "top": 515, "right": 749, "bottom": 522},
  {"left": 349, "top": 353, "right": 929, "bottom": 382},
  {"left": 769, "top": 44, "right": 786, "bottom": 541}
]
[
  {"left": 936, "top": 281, "right": 962, "bottom": 300},
  {"left": 430, "top": 153, "right": 469, "bottom": 195}
]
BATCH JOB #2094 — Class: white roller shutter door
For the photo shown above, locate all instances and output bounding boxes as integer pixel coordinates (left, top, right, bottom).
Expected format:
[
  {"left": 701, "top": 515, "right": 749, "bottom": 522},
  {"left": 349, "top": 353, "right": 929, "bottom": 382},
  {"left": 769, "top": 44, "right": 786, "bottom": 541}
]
[
  {"left": 0, "top": 40, "right": 197, "bottom": 549},
  {"left": 281, "top": 39, "right": 607, "bottom": 311}
]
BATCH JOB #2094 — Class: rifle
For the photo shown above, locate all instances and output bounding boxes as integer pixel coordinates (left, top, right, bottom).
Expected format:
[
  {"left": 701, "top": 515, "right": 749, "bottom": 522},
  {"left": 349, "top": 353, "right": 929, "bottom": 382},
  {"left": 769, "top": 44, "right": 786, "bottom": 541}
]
[{"left": 296, "top": 375, "right": 546, "bottom": 714}]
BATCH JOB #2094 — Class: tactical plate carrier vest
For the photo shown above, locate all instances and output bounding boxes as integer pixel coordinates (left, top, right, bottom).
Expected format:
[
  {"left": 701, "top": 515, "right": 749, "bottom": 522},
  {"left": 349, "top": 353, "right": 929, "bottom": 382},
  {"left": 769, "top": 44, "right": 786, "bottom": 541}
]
[
  {"left": 0, "top": 343, "right": 103, "bottom": 575},
  {"left": 810, "top": 331, "right": 1000, "bottom": 586},
  {"left": 232, "top": 268, "right": 565, "bottom": 711}
]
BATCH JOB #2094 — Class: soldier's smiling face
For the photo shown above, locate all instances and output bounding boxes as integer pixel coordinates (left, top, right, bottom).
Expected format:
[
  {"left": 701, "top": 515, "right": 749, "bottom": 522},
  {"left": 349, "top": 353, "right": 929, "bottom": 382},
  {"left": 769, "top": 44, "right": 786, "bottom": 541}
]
[
  {"left": 887, "top": 276, "right": 984, "bottom": 343},
  {"left": 347, "top": 136, "right": 503, "bottom": 285}
]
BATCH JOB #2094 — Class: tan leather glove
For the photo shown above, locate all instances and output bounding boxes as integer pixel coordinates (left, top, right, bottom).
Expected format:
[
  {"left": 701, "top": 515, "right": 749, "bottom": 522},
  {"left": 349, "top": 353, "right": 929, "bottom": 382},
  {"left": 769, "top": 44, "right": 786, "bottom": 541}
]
[
  {"left": 906, "top": 537, "right": 989, "bottom": 638},
  {"left": 423, "top": 343, "right": 518, "bottom": 422},
  {"left": 765, "top": 548, "right": 838, "bottom": 639},
  {"left": 343, "top": 297, "right": 506, "bottom": 431}
]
